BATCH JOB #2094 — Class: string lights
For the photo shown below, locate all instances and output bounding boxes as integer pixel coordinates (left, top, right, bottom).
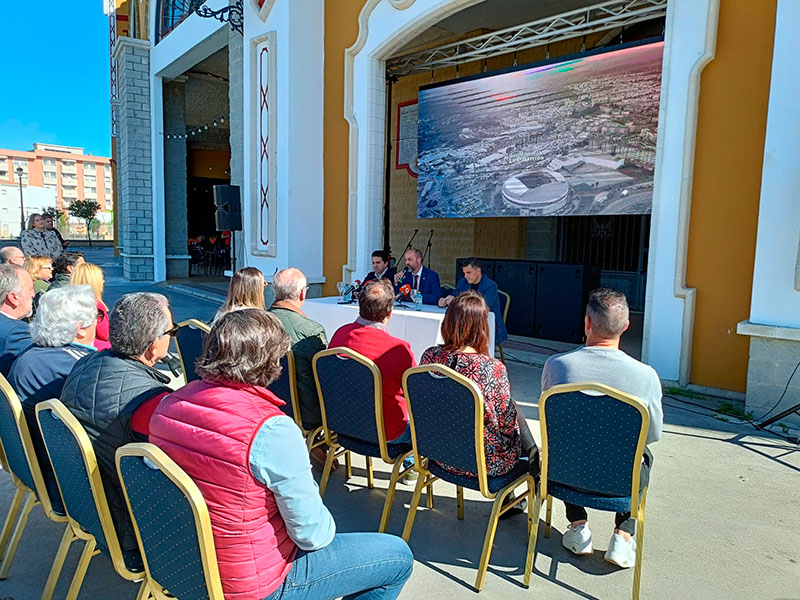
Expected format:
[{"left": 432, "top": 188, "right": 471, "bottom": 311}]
[{"left": 165, "top": 115, "right": 226, "bottom": 140}]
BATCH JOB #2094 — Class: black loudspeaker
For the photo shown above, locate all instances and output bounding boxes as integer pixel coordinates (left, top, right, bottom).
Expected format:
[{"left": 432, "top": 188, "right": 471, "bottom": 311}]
[
  {"left": 493, "top": 261, "right": 537, "bottom": 337},
  {"left": 213, "top": 185, "right": 242, "bottom": 231},
  {"left": 534, "top": 263, "right": 601, "bottom": 343}
]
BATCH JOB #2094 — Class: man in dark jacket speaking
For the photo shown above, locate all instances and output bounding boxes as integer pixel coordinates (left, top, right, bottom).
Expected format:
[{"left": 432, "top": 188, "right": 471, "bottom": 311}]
[{"left": 60, "top": 292, "right": 174, "bottom": 565}]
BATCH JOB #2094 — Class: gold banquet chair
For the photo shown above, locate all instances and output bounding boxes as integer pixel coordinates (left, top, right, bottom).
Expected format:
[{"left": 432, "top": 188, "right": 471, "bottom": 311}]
[
  {"left": 117, "top": 443, "right": 225, "bottom": 600},
  {"left": 524, "top": 383, "right": 651, "bottom": 600},
  {"left": 0, "top": 376, "right": 72, "bottom": 599},
  {"left": 175, "top": 319, "right": 211, "bottom": 385},
  {"left": 496, "top": 289, "right": 510, "bottom": 364},
  {"left": 312, "top": 347, "right": 414, "bottom": 532},
  {"left": 401, "top": 365, "right": 536, "bottom": 591},
  {"left": 36, "top": 400, "right": 147, "bottom": 600},
  {"left": 267, "top": 349, "right": 324, "bottom": 452}
]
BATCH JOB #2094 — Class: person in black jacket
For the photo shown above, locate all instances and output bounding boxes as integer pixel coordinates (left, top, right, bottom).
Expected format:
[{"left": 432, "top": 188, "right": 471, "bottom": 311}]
[{"left": 60, "top": 292, "right": 175, "bottom": 566}]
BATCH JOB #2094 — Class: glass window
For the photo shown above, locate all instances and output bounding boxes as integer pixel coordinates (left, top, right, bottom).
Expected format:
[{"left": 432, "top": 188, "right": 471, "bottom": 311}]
[{"left": 84, "top": 163, "right": 96, "bottom": 172}]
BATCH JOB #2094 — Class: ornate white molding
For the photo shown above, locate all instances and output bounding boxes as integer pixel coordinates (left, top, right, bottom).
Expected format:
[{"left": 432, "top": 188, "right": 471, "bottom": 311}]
[
  {"left": 795, "top": 233, "right": 800, "bottom": 291},
  {"left": 389, "top": 0, "right": 417, "bottom": 9},
  {"left": 252, "top": 0, "right": 275, "bottom": 21}
]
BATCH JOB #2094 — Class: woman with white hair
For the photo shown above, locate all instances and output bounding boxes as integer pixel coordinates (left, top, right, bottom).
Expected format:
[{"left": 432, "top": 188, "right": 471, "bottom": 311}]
[{"left": 7, "top": 284, "right": 98, "bottom": 508}]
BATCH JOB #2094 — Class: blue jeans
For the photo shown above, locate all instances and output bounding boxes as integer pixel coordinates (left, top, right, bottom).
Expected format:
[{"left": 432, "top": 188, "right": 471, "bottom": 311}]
[
  {"left": 264, "top": 533, "right": 413, "bottom": 600},
  {"left": 388, "top": 425, "right": 414, "bottom": 468}
]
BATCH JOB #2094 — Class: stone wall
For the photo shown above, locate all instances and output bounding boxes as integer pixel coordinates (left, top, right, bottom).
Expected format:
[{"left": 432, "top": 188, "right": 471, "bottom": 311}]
[
  {"left": 228, "top": 10, "right": 245, "bottom": 266},
  {"left": 114, "top": 37, "right": 155, "bottom": 281},
  {"left": 163, "top": 80, "right": 189, "bottom": 278}
]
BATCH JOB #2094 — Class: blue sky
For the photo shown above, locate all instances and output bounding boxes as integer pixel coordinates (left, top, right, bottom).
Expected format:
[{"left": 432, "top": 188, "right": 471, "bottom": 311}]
[{"left": 0, "top": 4, "right": 112, "bottom": 157}]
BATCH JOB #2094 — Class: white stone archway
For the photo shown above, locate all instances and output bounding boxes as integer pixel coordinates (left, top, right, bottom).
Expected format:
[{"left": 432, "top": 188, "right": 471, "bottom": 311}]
[{"left": 344, "top": 0, "right": 720, "bottom": 382}]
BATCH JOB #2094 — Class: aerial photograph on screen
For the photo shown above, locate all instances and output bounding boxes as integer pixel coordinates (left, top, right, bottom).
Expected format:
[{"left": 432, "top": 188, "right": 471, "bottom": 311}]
[{"left": 416, "top": 41, "right": 663, "bottom": 218}]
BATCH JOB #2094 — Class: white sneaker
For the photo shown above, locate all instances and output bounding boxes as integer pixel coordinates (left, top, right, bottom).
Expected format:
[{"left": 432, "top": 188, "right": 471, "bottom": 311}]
[
  {"left": 604, "top": 533, "right": 636, "bottom": 568},
  {"left": 561, "top": 523, "right": 593, "bottom": 555}
]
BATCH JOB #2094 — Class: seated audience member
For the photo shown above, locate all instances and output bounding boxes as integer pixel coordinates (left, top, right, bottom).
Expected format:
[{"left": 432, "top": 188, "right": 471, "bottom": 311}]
[
  {"left": 212, "top": 266, "right": 267, "bottom": 324},
  {"left": 69, "top": 262, "right": 111, "bottom": 350},
  {"left": 0, "top": 265, "right": 34, "bottom": 377},
  {"left": 20, "top": 214, "right": 62, "bottom": 259},
  {"left": 48, "top": 251, "right": 85, "bottom": 290},
  {"left": 25, "top": 255, "right": 53, "bottom": 296},
  {"left": 541, "top": 288, "right": 663, "bottom": 569},
  {"left": 438, "top": 257, "right": 508, "bottom": 344},
  {"left": 149, "top": 309, "right": 413, "bottom": 600},
  {"left": 0, "top": 246, "right": 25, "bottom": 266},
  {"left": 43, "top": 213, "right": 68, "bottom": 250},
  {"left": 268, "top": 269, "right": 327, "bottom": 425},
  {"left": 394, "top": 248, "right": 442, "bottom": 305},
  {"left": 421, "top": 290, "right": 538, "bottom": 480},
  {"left": 329, "top": 279, "right": 417, "bottom": 444},
  {"left": 364, "top": 250, "right": 396, "bottom": 283},
  {"left": 7, "top": 285, "right": 97, "bottom": 507},
  {"left": 60, "top": 292, "right": 174, "bottom": 561}
]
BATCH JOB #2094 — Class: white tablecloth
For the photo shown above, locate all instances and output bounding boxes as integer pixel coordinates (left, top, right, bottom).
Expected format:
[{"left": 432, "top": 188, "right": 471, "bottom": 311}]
[{"left": 303, "top": 297, "right": 495, "bottom": 362}]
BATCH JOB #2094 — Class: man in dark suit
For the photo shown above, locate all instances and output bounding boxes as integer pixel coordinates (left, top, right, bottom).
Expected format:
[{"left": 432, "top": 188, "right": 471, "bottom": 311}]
[
  {"left": 393, "top": 248, "right": 442, "bottom": 305},
  {"left": 363, "top": 250, "right": 396, "bottom": 284},
  {"left": 0, "top": 264, "right": 35, "bottom": 376},
  {"left": 439, "top": 257, "right": 508, "bottom": 344}
]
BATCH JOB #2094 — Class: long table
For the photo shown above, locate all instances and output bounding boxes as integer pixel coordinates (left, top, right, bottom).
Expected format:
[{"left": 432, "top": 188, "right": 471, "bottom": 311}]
[{"left": 303, "top": 297, "right": 495, "bottom": 362}]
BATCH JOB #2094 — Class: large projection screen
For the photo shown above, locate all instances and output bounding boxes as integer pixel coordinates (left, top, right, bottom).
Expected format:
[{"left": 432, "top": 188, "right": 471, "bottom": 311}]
[{"left": 416, "top": 40, "right": 664, "bottom": 219}]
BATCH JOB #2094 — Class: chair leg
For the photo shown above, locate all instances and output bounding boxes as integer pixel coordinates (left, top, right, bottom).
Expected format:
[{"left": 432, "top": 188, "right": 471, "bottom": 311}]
[
  {"left": 319, "top": 444, "right": 338, "bottom": 497},
  {"left": 456, "top": 486, "right": 464, "bottom": 520},
  {"left": 41, "top": 525, "right": 76, "bottom": 600},
  {"left": 544, "top": 495, "right": 553, "bottom": 538},
  {"left": 401, "top": 473, "right": 429, "bottom": 542},
  {"left": 426, "top": 479, "right": 435, "bottom": 509},
  {"left": 305, "top": 427, "right": 323, "bottom": 452},
  {"left": 523, "top": 492, "right": 544, "bottom": 587},
  {"left": 366, "top": 456, "right": 374, "bottom": 489},
  {"left": 345, "top": 450, "right": 352, "bottom": 481},
  {"left": 475, "top": 487, "right": 514, "bottom": 592},
  {"left": 632, "top": 488, "right": 648, "bottom": 600},
  {"left": 527, "top": 479, "right": 535, "bottom": 536},
  {"left": 65, "top": 538, "right": 97, "bottom": 600},
  {"left": 0, "top": 492, "right": 36, "bottom": 579},
  {"left": 378, "top": 452, "right": 409, "bottom": 534},
  {"left": 135, "top": 579, "right": 152, "bottom": 600},
  {"left": 0, "top": 487, "right": 25, "bottom": 560}
]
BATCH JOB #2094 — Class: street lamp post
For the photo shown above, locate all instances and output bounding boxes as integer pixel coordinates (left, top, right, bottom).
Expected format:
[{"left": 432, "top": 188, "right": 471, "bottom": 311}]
[{"left": 15, "top": 166, "right": 25, "bottom": 237}]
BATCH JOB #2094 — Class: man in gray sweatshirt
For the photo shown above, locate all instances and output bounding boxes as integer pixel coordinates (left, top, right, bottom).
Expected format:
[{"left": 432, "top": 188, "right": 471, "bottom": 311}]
[{"left": 541, "top": 288, "right": 662, "bottom": 570}]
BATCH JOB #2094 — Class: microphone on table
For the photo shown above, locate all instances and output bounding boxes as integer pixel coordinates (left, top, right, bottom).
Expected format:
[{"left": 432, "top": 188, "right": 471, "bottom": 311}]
[{"left": 396, "top": 284, "right": 412, "bottom": 301}]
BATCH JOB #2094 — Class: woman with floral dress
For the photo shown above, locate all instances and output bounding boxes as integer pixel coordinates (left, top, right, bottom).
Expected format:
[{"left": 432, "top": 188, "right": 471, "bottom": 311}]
[{"left": 420, "top": 290, "right": 539, "bottom": 480}]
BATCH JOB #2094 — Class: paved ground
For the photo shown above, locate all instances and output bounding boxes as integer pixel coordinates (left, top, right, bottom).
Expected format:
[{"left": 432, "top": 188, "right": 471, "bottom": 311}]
[{"left": 0, "top": 248, "right": 797, "bottom": 599}]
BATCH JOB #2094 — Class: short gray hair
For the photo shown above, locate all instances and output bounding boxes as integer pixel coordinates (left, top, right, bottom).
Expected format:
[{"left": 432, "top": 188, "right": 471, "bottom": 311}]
[
  {"left": 0, "top": 247, "right": 22, "bottom": 264},
  {"left": 110, "top": 292, "right": 171, "bottom": 358},
  {"left": 272, "top": 268, "right": 307, "bottom": 301},
  {"left": 31, "top": 285, "right": 97, "bottom": 347},
  {"left": 586, "top": 288, "right": 629, "bottom": 338},
  {"left": 0, "top": 265, "right": 23, "bottom": 305}
]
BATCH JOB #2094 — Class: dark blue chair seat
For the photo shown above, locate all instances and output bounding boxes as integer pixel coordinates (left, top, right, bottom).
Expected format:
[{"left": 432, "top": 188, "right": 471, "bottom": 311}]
[
  {"left": 548, "top": 481, "right": 634, "bottom": 513},
  {"left": 337, "top": 434, "right": 411, "bottom": 461},
  {"left": 430, "top": 459, "right": 529, "bottom": 495}
]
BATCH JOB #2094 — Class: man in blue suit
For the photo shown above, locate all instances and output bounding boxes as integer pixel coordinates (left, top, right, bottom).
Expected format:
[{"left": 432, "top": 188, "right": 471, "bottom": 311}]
[
  {"left": 439, "top": 258, "right": 508, "bottom": 344},
  {"left": 0, "top": 264, "right": 35, "bottom": 377},
  {"left": 394, "top": 248, "right": 442, "bottom": 305}
]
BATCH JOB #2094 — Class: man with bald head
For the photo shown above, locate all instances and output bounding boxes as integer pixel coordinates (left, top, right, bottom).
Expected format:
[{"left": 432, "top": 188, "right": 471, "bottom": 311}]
[
  {"left": 0, "top": 247, "right": 25, "bottom": 267},
  {"left": 0, "top": 264, "right": 35, "bottom": 376},
  {"left": 269, "top": 268, "right": 328, "bottom": 432}
]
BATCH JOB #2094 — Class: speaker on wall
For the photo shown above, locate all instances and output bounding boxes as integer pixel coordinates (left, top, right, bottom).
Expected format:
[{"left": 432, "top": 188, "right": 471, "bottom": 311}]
[
  {"left": 534, "top": 263, "right": 601, "bottom": 343},
  {"left": 213, "top": 185, "right": 242, "bottom": 231}
]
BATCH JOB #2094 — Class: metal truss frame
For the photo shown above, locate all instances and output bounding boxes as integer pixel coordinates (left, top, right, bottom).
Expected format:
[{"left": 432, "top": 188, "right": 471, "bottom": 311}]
[{"left": 386, "top": 0, "right": 666, "bottom": 77}]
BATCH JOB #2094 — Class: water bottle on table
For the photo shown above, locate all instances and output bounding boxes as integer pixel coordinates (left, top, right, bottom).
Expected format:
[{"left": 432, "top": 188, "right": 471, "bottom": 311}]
[{"left": 414, "top": 290, "right": 423, "bottom": 311}]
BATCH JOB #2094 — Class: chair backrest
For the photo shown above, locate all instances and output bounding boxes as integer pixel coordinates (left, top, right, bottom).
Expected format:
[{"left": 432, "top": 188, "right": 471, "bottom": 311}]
[
  {"left": 497, "top": 289, "right": 510, "bottom": 323},
  {"left": 539, "top": 383, "right": 650, "bottom": 513},
  {"left": 35, "top": 399, "right": 140, "bottom": 580},
  {"left": 313, "top": 347, "right": 389, "bottom": 458},
  {"left": 268, "top": 349, "right": 301, "bottom": 427},
  {"left": 0, "top": 375, "right": 62, "bottom": 519},
  {"left": 117, "top": 443, "right": 224, "bottom": 600},
  {"left": 176, "top": 319, "right": 211, "bottom": 384},
  {"left": 403, "top": 365, "right": 491, "bottom": 495}
]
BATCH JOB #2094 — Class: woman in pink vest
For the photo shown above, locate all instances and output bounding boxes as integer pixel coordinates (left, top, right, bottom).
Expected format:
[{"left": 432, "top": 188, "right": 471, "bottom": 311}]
[{"left": 149, "top": 309, "right": 412, "bottom": 600}]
